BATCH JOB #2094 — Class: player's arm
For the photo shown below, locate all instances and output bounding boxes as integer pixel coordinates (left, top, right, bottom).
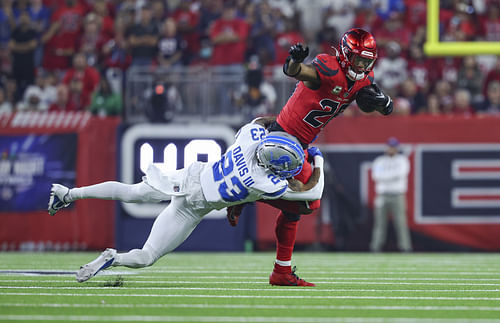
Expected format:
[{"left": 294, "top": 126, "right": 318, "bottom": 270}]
[
  {"left": 281, "top": 147, "right": 324, "bottom": 201},
  {"left": 283, "top": 43, "right": 320, "bottom": 86},
  {"left": 251, "top": 116, "right": 276, "bottom": 128}
]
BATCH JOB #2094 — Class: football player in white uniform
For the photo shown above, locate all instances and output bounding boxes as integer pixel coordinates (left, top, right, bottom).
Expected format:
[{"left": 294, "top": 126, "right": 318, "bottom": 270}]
[{"left": 48, "top": 119, "right": 325, "bottom": 283}]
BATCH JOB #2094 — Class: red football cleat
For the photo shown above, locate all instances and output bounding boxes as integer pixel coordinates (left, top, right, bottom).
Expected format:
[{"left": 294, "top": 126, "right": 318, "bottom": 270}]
[
  {"left": 226, "top": 203, "right": 246, "bottom": 227},
  {"left": 269, "top": 266, "right": 315, "bottom": 287}
]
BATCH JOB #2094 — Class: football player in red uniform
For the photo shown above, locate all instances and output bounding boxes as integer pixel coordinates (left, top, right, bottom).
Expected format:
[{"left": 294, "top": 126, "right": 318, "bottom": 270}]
[{"left": 228, "top": 28, "right": 393, "bottom": 287}]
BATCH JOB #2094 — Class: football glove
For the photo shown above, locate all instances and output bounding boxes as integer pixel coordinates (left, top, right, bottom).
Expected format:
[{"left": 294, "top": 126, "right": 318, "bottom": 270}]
[
  {"left": 356, "top": 84, "right": 393, "bottom": 116},
  {"left": 289, "top": 43, "right": 309, "bottom": 63},
  {"left": 307, "top": 147, "right": 323, "bottom": 158}
]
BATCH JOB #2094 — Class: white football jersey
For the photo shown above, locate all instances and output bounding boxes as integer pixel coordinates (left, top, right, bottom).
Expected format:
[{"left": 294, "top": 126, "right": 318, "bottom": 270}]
[{"left": 199, "top": 123, "right": 288, "bottom": 210}]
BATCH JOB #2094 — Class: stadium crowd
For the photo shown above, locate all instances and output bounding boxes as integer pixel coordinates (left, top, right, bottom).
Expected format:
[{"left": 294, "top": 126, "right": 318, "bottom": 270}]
[{"left": 1, "top": 0, "right": 500, "bottom": 119}]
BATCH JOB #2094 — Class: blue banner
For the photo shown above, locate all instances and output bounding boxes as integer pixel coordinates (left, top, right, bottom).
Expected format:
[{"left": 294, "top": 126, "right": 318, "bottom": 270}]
[{"left": 0, "top": 134, "right": 77, "bottom": 212}]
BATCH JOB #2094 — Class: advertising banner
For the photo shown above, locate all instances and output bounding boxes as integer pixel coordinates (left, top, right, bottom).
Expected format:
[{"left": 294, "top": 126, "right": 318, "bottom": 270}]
[{"left": 0, "top": 134, "right": 77, "bottom": 212}]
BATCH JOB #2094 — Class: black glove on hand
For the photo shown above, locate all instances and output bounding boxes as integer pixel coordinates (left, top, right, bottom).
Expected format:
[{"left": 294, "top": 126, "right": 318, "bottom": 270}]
[
  {"left": 289, "top": 43, "right": 309, "bottom": 63},
  {"left": 356, "top": 83, "right": 393, "bottom": 115}
]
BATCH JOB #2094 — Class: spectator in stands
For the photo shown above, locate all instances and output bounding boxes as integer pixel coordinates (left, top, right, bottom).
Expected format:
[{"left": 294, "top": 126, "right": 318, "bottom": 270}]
[
  {"left": 373, "top": 12, "right": 411, "bottom": 56},
  {"left": 151, "top": 0, "right": 168, "bottom": 30},
  {"left": 91, "top": 0, "right": 114, "bottom": 39},
  {"left": 198, "top": 0, "right": 223, "bottom": 40},
  {"left": 433, "top": 80, "right": 454, "bottom": 113},
  {"left": 3, "top": 76, "right": 16, "bottom": 107},
  {"left": 482, "top": 56, "right": 500, "bottom": 98},
  {"left": 67, "top": 77, "right": 85, "bottom": 110},
  {"left": 321, "top": 0, "right": 356, "bottom": 40},
  {"left": 49, "top": 84, "right": 76, "bottom": 111},
  {"left": 404, "top": 0, "right": 426, "bottom": 35},
  {"left": 457, "top": 56, "right": 483, "bottom": 105},
  {"left": 392, "top": 97, "right": 411, "bottom": 116},
  {"left": 443, "top": 1, "right": 478, "bottom": 42},
  {"left": 157, "top": 18, "right": 185, "bottom": 68},
  {"left": 374, "top": 41, "right": 407, "bottom": 98},
  {"left": 233, "top": 57, "right": 276, "bottom": 120},
  {"left": 275, "top": 17, "right": 305, "bottom": 66},
  {"left": 16, "top": 85, "right": 48, "bottom": 111},
  {"left": 9, "top": 10, "right": 37, "bottom": 101},
  {"left": 352, "top": 5, "right": 377, "bottom": 32},
  {"left": 170, "top": 0, "right": 200, "bottom": 65},
  {"left": 126, "top": 4, "right": 159, "bottom": 66},
  {"left": 0, "top": 86, "right": 13, "bottom": 114},
  {"left": 23, "top": 72, "right": 56, "bottom": 108},
  {"left": 480, "top": 2, "right": 500, "bottom": 41},
  {"left": 449, "top": 88, "right": 475, "bottom": 116},
  {"left": 423, "top": 93, "right": 442, "bottom": 116},
  {"left": 398, "top": 78, "right": 426, "bottom": 114},
  {"left": 88, "top": 77, "right": 122, "bottom": 117},
  {"left": 27, "top": 0, "right": 50, "bottom": 67},
  {"left": 102, "top": 15, "right": 131, "bottom": 71},
  {"left": 78, "top": 13, "right": 109, "bottom": 68},
  {"left": 247, "top": 1, "right": 276, "bottom": 65},
  {"left": 375, "top": 0, "right": 405, "bottom": 21},
  {"left": 407, "top": 45, "right": 437, "bottom": 93},
  {"left": 476, "top": 80, "right": 500, "bottom": 115},
  {"left": 41, "top": 0, "right": 86, "bottom": 71},
  {"left": 209, "top": 4, "right": 249, "bottom": 66},
  {"left": 0, "top": 0, "right": 14, "bottom": 49},
  {"left": 62, "top": 52, "right": 100, "bottom": 108}
]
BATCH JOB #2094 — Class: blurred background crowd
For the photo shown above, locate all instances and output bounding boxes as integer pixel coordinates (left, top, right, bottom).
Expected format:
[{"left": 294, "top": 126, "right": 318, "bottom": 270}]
[{"left": 1, "top": 0, "right": 500, "bottom": 121}]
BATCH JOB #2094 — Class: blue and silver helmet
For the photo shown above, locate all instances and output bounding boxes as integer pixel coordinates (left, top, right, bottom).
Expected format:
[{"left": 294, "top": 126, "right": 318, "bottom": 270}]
[{"left": 256, "top": 132, "right": 305, "bottom": 179}]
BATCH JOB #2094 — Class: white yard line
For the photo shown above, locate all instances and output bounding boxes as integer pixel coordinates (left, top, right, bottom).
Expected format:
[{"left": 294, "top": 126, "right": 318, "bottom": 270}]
[
  {"left": 1, "top": 279, "right": 500, "bottom": 286},
  {"left": 0, "top": 315, "right": 498, "bottom": 323},
  {"left": 1, "top": 292, "right": 500, "bottom": 300},
  {"left": 2, "top": 302, "right": 500, "bottom": 311},
  {"left": 1, "top": 286, "right": 500, "bottom": 293}
]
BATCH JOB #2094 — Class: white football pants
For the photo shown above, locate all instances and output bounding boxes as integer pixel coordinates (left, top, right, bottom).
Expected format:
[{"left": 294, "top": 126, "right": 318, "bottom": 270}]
[{"left": 68, "top": 181, "right": 204, "bottom": 268}]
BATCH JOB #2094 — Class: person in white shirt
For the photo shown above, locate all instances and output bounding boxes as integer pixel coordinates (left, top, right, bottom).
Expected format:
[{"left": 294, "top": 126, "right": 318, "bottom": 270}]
[
  {"left": 48, "top": 118, "right": 325, "bottom": 283},
  {"left": 370, "top": 137, "right": 412, "bottom": 252}
]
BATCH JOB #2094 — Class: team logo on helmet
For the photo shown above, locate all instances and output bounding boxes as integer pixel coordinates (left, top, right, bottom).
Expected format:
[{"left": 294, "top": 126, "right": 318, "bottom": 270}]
[{"left": 256, "top": 132, "right": 304, "bottom": 179}]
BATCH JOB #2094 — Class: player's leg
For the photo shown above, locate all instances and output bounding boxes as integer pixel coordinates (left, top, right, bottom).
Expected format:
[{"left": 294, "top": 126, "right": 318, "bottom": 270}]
[
  {"left": 370, "top": 195, "right": 389, "bottom": 252},
  {"left": 392, "top": 194, "right": 412, "bottom": 252},
  {"left": 268, "top": 157, "right": 317, "bottom": 286},
  {"left": 48, "top": 181, "right": 166, "bottom": 216},
  {"left": 76, "top": 196, "right": 203, "bottom": 282}
]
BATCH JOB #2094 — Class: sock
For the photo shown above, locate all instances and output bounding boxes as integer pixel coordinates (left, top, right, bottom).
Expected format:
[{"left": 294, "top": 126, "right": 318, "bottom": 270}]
[
  {"left": 273, "top": 211, "right": 298, "bottom": 273},
  {"left": 113, "top": 248, "right": 156, "bottom": 268},
  {"left": 68, "top": 182, "right": 163, "bottom": 203}
]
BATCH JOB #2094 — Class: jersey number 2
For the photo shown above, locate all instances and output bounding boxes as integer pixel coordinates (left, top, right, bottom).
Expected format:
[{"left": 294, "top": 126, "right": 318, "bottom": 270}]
[
  {"left": 303, "top": 99, "right": 348, "bottom": 128},
  {"left": 212, "top": 151, "right": 249, "bottom": 202}
]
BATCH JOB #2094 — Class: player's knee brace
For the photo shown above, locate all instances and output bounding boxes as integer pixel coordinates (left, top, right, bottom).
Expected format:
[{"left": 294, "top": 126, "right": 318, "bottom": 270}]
[{"left": 283, "top": 212, "right": 301, "bottom": 222}]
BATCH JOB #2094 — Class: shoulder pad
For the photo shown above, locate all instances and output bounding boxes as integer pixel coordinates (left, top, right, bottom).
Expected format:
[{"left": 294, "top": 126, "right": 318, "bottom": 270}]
[{"left": 312, "top": 54, "right": 340, "bottom": 77}]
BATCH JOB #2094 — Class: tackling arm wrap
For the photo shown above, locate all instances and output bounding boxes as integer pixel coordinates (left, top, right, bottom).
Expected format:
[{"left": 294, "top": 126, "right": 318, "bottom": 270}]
[{"left": 281, "top": 156, "right": 325, "bottom": 201}]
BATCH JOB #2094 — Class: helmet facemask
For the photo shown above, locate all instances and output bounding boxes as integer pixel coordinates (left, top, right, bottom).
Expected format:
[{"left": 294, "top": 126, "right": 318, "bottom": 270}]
[{"left": 340, "top": 28, "right": 377, "bottom": 81}]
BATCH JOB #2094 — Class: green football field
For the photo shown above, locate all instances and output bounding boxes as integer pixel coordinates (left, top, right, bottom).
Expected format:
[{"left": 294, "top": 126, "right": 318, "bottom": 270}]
[{"left": 0, "top": 252, "right": 499, "bottom": 322}]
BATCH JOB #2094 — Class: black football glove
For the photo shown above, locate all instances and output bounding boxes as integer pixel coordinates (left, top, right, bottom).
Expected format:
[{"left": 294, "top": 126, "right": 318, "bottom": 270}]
[
  {"left": 289, "top": 43, "right": 309, "bottom": 63},
  {"left": 361, "top": 84, "right": 393, "bottom": 116}
]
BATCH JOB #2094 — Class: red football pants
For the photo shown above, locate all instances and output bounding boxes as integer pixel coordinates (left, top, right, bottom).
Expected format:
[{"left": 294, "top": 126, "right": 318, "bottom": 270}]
[{"left": 262, "top": 150, "right": 320, "bottom": 263}]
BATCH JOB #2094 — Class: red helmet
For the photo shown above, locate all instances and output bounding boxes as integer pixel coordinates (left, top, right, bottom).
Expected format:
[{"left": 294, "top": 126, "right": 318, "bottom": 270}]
[{"left": 339, "top": 28, "right": 377, "bottom": 81}]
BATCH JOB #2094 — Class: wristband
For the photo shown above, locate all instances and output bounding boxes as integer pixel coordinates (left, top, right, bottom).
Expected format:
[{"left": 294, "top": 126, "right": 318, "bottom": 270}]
[
  {"left": 283, "top": 56, "right": 301, "bottom": 77},
  {"left": 314, "top": 156, "right": 324, "bottom": 169}
]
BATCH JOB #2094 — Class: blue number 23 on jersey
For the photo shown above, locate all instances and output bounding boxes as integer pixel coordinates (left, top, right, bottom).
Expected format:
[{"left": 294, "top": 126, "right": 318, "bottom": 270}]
[{"left": 212, "top": 151, "right": 249, "bottom": 202}]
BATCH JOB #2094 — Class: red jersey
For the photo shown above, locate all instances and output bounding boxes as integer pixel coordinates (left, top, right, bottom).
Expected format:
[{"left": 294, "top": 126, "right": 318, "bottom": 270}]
[{"left": 277, "top": 54, "right": 374, "bottom": 145}]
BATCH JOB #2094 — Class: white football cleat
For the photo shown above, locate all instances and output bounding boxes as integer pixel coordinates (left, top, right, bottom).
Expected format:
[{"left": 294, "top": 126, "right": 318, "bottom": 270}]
[
  {"left": 76, "top": 248, "right": 117, "bottom": 283},
  {"left": 48, "top": 184, "right": 71, "bottom": 216}
]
